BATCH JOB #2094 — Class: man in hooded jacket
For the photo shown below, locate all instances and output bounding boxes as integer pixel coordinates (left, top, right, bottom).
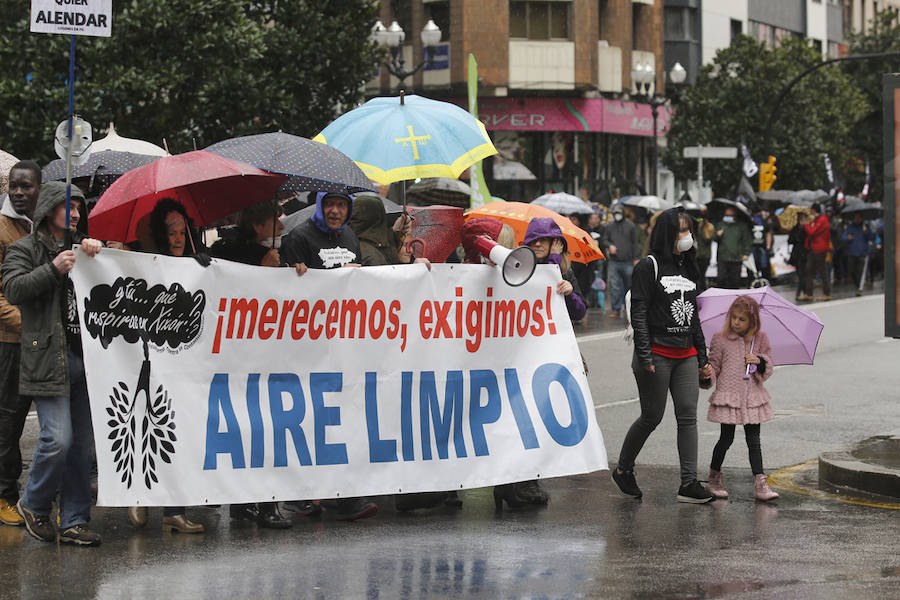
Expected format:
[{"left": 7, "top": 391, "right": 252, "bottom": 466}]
[
  {"left": 281, "top": 192, "right": 361, "bottom": 270},
  {"left": 278, "top": 192, "right": 377, "bottom": 521},
  {"left": 1, "top": 181, "right": 103, "bottom": 545}
]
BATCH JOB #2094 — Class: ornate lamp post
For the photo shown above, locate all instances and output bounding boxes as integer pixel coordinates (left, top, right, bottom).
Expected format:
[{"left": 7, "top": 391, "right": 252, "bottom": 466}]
[
  {"left": 632, "top": 62, "right": 687, "bottom": 195},
  {"left": 371, "top": 18, "right": 442, "bottom": 93}
]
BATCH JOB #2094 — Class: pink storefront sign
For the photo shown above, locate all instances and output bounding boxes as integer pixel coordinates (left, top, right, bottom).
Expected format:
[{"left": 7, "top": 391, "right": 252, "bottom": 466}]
[
  {"left": 451, "top": 97, "right": 670, "bottom": 136},
  {"left": 601, "top": 99, "right": 670, "bottom": 136}
]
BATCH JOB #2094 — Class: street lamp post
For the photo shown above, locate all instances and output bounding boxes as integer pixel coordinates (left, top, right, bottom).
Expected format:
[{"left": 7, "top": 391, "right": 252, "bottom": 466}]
[
  {"left": 631, "top": 62, "right": 686, "bottom": 196},
  {"left": 371, "top": 19, "right": 442, "bottom": 93}
]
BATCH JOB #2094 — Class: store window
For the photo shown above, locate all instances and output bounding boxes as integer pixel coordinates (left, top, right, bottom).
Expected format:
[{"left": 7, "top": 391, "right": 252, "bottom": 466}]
[{"left": 510, "top": 2, "right": 571, "bottom": 40}]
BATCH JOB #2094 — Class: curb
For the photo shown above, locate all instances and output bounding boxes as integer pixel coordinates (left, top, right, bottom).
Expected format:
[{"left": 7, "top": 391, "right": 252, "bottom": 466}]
[{"left": 818, "top": 436, "right": 900, "bottom": 499}]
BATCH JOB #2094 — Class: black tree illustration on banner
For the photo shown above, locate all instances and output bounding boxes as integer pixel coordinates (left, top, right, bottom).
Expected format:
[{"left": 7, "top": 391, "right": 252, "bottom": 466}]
[
  {"left": 107, "top": 341, "right": 178, "bottom": 489},
  {"left": 85, "top": 277, "right": 205, "bottom": 490}
]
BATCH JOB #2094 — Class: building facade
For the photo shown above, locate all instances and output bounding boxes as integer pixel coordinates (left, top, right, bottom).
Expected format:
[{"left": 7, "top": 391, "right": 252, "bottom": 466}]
[
  {"left": 368, "top": 0, "right": 673, "bottom": 204},
  {"left": 665, "top": 0, "right": 900, "bottom": 86}
]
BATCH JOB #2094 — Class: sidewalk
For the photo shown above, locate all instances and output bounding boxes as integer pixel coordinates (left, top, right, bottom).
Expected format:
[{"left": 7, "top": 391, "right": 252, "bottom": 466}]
[{"left": 574, "top": 277, "right": 885, "bottom": 338}]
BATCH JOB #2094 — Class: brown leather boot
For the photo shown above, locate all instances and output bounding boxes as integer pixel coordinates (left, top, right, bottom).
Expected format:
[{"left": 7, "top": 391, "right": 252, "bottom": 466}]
[
  {"left": 754, "top": 474, "right": 779, "bottom": 501},
  {"left": 161, "top": 514, "right": 205, "bottom": 534}
]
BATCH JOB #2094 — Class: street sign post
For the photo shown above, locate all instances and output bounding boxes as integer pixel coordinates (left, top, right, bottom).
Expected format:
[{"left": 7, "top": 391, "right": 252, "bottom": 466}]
[
  {"left": 30, "top": 0, "right": 111, "bottom": 230},
  {"left": 883, "top": 74, "right": 900, "bottom": 338},
  {"left": 682, "top": 146, "right": 737, "bottom": 193}
]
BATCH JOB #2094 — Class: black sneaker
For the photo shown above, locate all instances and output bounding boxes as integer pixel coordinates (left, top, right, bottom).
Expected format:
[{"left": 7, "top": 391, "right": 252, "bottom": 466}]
[
  {"left": 16, "top": 500, "right": 55, "bottom": 542},
  {"left": 257, "top": 503, "right": 292, "bottom": 529},
  {"left": 283, "top": 500, "right": 322, "bottom": 517},
  {"left": 612, "top": 468, "right": 643, "bottom": 498},
  {"left": 335, "top": 497, "right": 378, "bottom": 521},
  {"left": 677, "top": 479, "right": 715, "bottom": 504},
  {"left": 229, "top": 503, "right": 259, "bottom": 521},
  {"left": 59, "top": 523, "right": 102, "bottom": 547}
]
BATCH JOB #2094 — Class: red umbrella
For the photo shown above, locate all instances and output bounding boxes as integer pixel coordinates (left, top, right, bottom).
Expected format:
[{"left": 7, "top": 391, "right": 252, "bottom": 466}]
[{"left": 88, "top": 150, "right": 286, "bottom": 243}]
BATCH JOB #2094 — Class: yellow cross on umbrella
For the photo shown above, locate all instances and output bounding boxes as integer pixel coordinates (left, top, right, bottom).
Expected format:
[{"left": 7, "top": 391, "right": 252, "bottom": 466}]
[{"left": 394, "top": 125, "right": 431, "bottom": 161}]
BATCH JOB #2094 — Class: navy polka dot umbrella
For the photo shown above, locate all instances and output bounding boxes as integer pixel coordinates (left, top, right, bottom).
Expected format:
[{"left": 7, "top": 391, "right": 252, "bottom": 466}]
[
  {"left": 205, "top": 132, "right": 374, "bottom": 195},
  {"left": 42, "top": 150, "right": 162, "bottom": 196}
]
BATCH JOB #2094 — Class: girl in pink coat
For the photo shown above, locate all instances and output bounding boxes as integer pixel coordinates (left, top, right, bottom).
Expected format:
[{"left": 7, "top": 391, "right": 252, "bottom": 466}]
[{"left": 705, "top": 295, "right": 779, "bottom": 501}]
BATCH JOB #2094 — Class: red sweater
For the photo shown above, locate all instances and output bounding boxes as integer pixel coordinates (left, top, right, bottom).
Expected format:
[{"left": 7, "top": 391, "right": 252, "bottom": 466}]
[{"left": 804, "top": 214, "right": 830, "bottom": 254}]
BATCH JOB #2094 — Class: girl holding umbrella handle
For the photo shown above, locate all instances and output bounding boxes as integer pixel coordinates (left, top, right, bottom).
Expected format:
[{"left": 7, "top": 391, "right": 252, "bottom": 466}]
[{"left": 612, "top": 208, "right": 714, "bottom": 503}]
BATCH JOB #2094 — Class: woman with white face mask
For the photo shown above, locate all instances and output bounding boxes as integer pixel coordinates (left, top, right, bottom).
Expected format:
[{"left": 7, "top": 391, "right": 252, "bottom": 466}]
[
  {"left": 612, "top": 207, "right": 715, "bottom": 504},
  {"left": 210, "top": 201, "right": 284, "bottom": 268}
]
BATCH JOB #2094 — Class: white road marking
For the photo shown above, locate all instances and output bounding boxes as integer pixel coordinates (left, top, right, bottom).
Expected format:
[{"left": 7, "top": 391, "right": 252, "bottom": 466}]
[
  {"left": 595, "top": 397, "right": 639, "bottom": 409},
  {"left": 577, "top": 330, "right": 626, "bottom": 343}
]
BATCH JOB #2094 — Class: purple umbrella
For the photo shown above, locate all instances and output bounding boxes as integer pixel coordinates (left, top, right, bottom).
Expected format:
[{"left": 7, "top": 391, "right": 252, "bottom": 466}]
[{"left": 697, "top": 286, "right": 824, "bottom": 365}]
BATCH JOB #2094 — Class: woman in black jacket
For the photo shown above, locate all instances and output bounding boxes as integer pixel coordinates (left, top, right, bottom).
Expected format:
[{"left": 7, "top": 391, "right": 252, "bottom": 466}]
[{"left": 612, "top": 207, "right": 714, "bottom": 503}]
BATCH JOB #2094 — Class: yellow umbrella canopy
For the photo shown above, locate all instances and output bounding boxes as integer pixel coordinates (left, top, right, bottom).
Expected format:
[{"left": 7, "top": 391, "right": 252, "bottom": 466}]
[{"left": 777, "top": 205, "right": 812, "bottom": 232}]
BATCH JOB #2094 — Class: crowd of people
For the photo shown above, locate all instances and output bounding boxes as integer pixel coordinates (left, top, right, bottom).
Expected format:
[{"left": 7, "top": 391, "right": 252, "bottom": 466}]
[{"left": 0, "top": 159, "right": 877, "bottom": 547}]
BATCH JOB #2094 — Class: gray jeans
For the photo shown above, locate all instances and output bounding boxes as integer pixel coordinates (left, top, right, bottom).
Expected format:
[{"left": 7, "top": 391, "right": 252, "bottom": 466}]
[{"left": 617, "top": 352, "right": 699, "bottom": 485}]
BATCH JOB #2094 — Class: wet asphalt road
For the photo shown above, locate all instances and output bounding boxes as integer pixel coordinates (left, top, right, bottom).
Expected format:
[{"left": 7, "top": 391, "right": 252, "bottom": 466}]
[
  {"left": 0, "top": 468, "right": 897, "bottom": 600},
  {"left": 1, "top": 285, "right": 898, "bottom": 599}
]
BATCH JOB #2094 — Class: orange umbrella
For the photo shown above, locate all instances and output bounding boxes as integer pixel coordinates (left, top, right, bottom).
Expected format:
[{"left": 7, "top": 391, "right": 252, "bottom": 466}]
[{"left": 465, "top": 201, "right": 604, "bottom": 263}]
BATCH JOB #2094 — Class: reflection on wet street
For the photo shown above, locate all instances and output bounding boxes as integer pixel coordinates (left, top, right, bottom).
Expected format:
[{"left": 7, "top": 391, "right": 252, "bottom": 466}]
[{"left": 0, "top": 467, "right": 897, "bottom": 599}]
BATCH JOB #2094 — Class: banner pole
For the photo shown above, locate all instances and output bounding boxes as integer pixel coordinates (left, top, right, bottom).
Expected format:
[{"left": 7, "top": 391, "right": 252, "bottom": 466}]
[{"left": 65, "top": 34, "right": 76, "bottom": 232}]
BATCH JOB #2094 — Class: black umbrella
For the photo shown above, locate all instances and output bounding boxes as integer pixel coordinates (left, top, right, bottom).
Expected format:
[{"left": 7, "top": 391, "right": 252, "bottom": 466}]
[
  {"left": 205, "top": 132, "right": 374, "bottom": 196},
  {"left": 406, "top": 177, "right": 472, "bottom": 208},
  {"left": 756, "top": 190, "right": 792, "bottom": 209},
  {"left": 42, "top": 150, "right": 161, "bottom": 196},
  {"left": 674, "top": 200, "right": 705, "bottom": 216},
  {"left": 708, "top": 197, "right": 752, "bottom": 222},
  {"left": 840, "top": 196, "right": 883, "bottom": 220}
]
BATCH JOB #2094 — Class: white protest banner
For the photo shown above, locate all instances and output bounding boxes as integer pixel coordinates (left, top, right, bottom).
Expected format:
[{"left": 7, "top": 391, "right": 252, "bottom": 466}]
[
  {"left": 72, "top": 249, "right": 607, "bottom": 507},
  {"left": 31, "top": 0, "right": 112, "bottom": 37}
]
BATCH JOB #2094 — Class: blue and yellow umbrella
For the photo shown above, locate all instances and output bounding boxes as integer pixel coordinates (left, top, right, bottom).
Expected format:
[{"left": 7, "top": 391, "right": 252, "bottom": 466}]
[{"left": 313, "top": 94, "right": 497, "bottom": 186}]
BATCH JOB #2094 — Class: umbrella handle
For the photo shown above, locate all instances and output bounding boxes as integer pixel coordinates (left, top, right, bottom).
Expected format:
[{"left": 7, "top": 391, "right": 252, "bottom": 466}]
[
  {"left": 743, "top": 336, "right": 755, "bottom": 380},
  {"left": 407, "top": 237, "right": 426, "bottom": 260}
]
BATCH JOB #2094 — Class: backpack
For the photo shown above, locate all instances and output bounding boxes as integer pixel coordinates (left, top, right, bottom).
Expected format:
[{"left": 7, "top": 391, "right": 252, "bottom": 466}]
[{"left": 623, "top": 255, "right": 658, "bottom": 343}]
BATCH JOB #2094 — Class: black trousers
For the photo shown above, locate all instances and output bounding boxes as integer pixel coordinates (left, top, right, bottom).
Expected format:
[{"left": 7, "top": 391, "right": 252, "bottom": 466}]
[
  {"left": 718, "top": 261, "right": 742, "bottom": 289},
  {"left": 804, "top": 251, "right": 831, "bottom": 296},
  {"left": 710, "top": 424, "right": 764, "bottom": 475},
  {"left": 0, "top": 342, "right": 30, "bottom": 504}
]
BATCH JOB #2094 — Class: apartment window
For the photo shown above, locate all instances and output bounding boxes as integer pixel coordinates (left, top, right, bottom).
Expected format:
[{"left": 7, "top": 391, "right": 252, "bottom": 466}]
[
  {"left": 749, "top": 21, "right": 797, "bottom": 48},
  {"left": 510, "top": 1, "right": 571, "bottom": 40},
  {"left": 664, "top": 6, "right": 697, "bottom": 41},
  {"left": 730, "top": 19, "right": 742, "bottom": 43},
  {"left": 811, "top": 38, "right": 823, "bottom": 54},
  {"left": 428, "top": 1, "right": 450, "bottom": 42}
]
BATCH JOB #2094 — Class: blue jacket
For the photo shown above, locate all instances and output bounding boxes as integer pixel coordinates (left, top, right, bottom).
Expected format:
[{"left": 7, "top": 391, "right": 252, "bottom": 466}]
[{"left": 841, "top": 222, "right": 873, "bottom": 257}]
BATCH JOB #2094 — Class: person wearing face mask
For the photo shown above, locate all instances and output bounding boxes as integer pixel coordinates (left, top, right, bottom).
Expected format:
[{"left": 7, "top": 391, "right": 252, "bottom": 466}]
[
  {"left": 715, "top": 207, "right": 751, "bottom": 289},
  {"left": 612, "top": 208, "right": 714, "bottom": 504},
  {"left": 602, "top": 204, "right": 639, "bottom": 318},
  {"left": 208, "top": 201, "right": 294, "bottom": 529},
  {"left": 800, "top": 202, "right": 832, "bottom": 301},
  {"left": 211, "top": 201, "right": 285, "bottom": 268}
]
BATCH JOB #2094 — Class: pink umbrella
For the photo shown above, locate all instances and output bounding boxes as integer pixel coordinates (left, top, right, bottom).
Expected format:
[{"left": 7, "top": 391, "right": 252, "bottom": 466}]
[{"left": 697, "top": 286, "right": 824, "bottom": 365}]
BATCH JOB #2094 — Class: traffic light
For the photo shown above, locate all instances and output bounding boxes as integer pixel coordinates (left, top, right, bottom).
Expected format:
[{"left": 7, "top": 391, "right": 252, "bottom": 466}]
[{"left": 759, "top": 155, "right": 777, "bottom": 191}]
